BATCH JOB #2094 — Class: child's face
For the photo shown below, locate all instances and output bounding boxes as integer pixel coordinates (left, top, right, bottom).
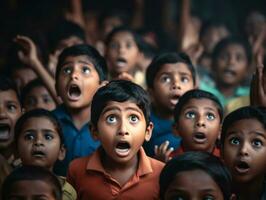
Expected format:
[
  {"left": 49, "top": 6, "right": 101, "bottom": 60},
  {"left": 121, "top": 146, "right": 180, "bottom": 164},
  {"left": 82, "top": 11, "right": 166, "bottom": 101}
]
[
  {"left": 17, "top": 117, "right": 65, "bottom": 171},
  {"left": 222, "top": 118, "right": 266, "bottom": 183},
  {"left": 56, "top": 55, "right": 101, "bottom": 109},
  {"left": 175, "top": 98, "right": 221, "bottom": 152},
  {"left": 150, "top": 63, "right": 194, "bottom": 116},
  {"left": 24, "top": 86, "right": 56, "bottom": 112},
  {"left": 164, "top": 169, "right": 224, "bottom": 200},
  {"left": 0, "top": 90, "right": 21, "bottom": 150},
  {"left": 106, "top": 31, "right": 140, "bottom": 77},
  {"left": 215, "top": 44, "right": 248, "bottom": 87},
  {"left": 92, "top": 101, "right": 153, "bottom": 164},
  {"left": 8, "top": 180, "right": 57, "bottom": 200}
]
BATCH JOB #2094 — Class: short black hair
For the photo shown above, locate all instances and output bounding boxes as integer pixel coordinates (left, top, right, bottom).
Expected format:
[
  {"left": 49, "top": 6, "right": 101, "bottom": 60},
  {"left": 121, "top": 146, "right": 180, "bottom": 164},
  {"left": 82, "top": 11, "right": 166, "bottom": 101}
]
[
  {"left": 146, "top": 52, "right": 196, "bottom": 88},
  {"left": 55, "top": 44, "right": 108, "bottom": 83},
  {"left": 174, "top": 89, "right": 223, "bottom": 123},
  {"left": 14, "top": 109, "right": 64, "bottom": 146},
  {"left": 105, "top": 26, "right": 143, "bottom": 50},
  {"left": 212, "top": 36, "right": 252, "bottom": 65},
  {"left": 2, "top": 165, "right": 62, "bottom": 200},
  {"left": 0, "top": 76, "right": 20, "bottom": 102},
  {"left": 91, "top": 80, "right": 151, "bottom": 127},
  {"left": 20, "top": 79, "right": 45, "bottom": 106},
  {"left": 221, "top": 106, "right": 266, "bottom": 147},
  {"left": 159, "top": 152, "right": 232, "bottom": 200}
]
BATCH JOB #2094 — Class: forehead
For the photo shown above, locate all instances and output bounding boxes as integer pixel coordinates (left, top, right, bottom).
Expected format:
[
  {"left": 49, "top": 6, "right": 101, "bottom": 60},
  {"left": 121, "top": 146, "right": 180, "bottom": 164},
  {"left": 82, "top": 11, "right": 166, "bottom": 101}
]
[
  {"left": 21, "top": 117, "right": 57, "bottom": 130},
  {"left": 226, "top": 118, "right": 266, "bottom": 134},
  {"left": 28, "top": 85, "right": 48, "bottom": 94},
  {"left": 62, "top": 55, "right": 95, "bottom": 65},
  {"left": 157, "top": 63, "right": 192, "bottom": 76},
  {"left": 182, "top": 98, "right": 219, "bottom": 111},
  {"left": 221, "top": 43, "right": 246, "bottom": 54},
  {"left": 111, "top": 31, "right": 135, "bottom": 42},
  {"left": 0, "top": 89, "right": 19, "bottom": 102},
  {"left": 102, "top": 100, "right": 143, "bottom": 114}
]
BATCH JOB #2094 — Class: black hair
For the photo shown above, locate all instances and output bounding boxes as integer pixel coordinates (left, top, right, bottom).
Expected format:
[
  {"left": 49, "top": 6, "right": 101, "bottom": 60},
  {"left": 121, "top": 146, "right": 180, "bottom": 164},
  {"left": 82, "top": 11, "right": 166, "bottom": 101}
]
[
  {"left": 159, "top": 152, "right": 232, "bottom": 200},
  {"left": 200, "top": 20, "right": 230, "bottom": 40},
  {"left": 146, "top": 52, "right": 196, "bottom": 88},
  {"left": 105, "top": 26, "right": 143, "bottom": 51},
  {"left": 98, "top": 9, "right": 129, "bottom": 30},
  {"left": 20, "top": 79, "right": 45, "bottom": 106},
  {"left": 48, "top": 19, "right": 86, "bottom": 52},
  {"left": 0, "top": 76, "right": 20, "bottom": 102},
  {"left": 55, "top": 44, "right": 108, "bottom": 83},
  {"left": 91, "top": 80, "right": 151, "bottom": 127},
  {"left": 221, "top": 106, "right": 266, "bottom": 147},
  {"left": 174, "top": 89, "right": 223, "bottom": 123},
  {"left": 14, "top": 109, "right": 64, "bottom": 146},
  {"left": 2, "top": 165, "right": 62, "bottom": 200},
  {"left": 212, "top": 36, "right": 252, "bottom": 65}
]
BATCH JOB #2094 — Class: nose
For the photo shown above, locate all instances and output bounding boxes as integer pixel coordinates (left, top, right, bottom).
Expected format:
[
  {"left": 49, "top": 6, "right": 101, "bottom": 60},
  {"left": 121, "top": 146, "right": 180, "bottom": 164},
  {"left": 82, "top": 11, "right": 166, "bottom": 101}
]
[
  {"left": 36, "top": 99, "right": 45, "bottom": 109},
  {"left": 117, "top": 120, "right": 129, "bottom": 136},
  {"left": 34, "top": 134, "right": 44, "bottom": 146},
  {"left": 196, "top": 116, "right": 206, "bottom": 128},
  {"left": 71, "top": 68, "right": 79, "bottom": 80},
  {"left": 0, "top": 105, "right": 7, "bottom": 119},
  {"left": 239, "top": 141, "right": 249, "bottom": 156},
  {"left": 171, "top": 78, "right": 181, "bottom": 90},
  {"left": 228, "top": 55, "right": 237, "bottom": 65}
]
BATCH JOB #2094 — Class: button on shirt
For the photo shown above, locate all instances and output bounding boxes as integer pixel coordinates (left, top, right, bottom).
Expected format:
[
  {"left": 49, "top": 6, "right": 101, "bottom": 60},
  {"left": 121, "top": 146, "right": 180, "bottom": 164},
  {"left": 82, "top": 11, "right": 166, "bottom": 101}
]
[{"left": 53, "top": 105, "right": 100, "bottom": 176}]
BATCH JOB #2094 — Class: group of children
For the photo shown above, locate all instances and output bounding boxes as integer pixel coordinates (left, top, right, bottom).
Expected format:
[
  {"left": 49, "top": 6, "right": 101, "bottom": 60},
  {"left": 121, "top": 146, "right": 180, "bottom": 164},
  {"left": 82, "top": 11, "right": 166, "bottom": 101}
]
[{"left": 0, "top": 2, "right": 266, "bottom": 200}]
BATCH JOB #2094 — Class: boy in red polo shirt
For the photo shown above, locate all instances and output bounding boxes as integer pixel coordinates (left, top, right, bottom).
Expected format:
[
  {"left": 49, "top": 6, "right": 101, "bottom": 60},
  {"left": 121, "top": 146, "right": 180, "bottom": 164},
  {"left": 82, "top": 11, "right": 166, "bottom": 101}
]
[{"left": 67, "top": 80, "right": 164, "bottom": 200}]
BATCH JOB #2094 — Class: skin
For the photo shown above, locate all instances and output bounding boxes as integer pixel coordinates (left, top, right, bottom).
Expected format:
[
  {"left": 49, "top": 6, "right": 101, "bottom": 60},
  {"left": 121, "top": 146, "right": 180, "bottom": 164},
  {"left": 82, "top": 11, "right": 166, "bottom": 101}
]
[
  {"left": 91, "top": 101, "right": 153, "bottom": 186},
  {"left": 175, "top": 98, "right": 221, "bottom": 153},
  {"left": 24, "top": 86, "right": 56, "bottom": 111},
  {"left": 222, "top": 119, "right": 266, "bottom": 186},
  {"left": 56, "top": 55, "right": 102, "bottom": 129},
  {"left": 7, "top": 180, "right": 57, "bottom": 200},
  {"left": 12, "top": 68, "right": 37, "bottom": 93},
  {"left": 214, "top": 44, "right": 248, "bottom": 97},
  {"left": 17, "top": 117, "right": 65, "bottom": 171},
  {"left": 164, "top": 169, "right": 224, "bottom": 200},
  {"left": 0, "top": 90, "right": 21, "bottom": 158},
  {"left": 149, "top": 63, "right": 195, "bottom": 120},
  {"left": 106, "top": 31, "right": 140, "bottom": 78}
]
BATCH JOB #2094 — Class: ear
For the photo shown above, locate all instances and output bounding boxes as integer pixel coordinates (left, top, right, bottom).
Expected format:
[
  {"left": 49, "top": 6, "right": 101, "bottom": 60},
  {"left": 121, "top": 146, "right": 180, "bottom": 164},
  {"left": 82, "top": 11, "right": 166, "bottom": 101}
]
[
  {"left": 99, "top": 80, "right": 108, "bottom": 88},
  {"left": 172, "top": 123, "right": 180, "bottom": 137},
  {"left": 90, "top": 124, "right": 99, "bottom": 140},
  {"left": 144, "top": 122, "right": 154, "bottom": 142},
  {"left": 58, "top": 145, "right": 66, "bottom": 161}
]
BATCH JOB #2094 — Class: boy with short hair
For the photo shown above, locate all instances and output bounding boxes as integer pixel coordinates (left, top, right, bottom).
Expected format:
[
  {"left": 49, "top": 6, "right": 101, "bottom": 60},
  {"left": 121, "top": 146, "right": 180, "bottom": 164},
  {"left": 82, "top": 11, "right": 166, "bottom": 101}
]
[
  {"left": 14, "top": 109, "right": 77, "bottom": 200},
  {"left": 67, "top": 80, "right": 164, "bottom": 200},
  {"left": 160, "top": 152, "right": 233, "bottom": 200},
  {"left": 53, "top": 44, "right": 108, "bottom": 176},
  {"left": 221, "top": 106, "right": 266, "bottom": 200},
  {"left": 2, "top": 165, "right": 63, "bottom": 200},
  {"left": 170, "top": 89, "right": 223, "bottom": 159},
  {"left": 144, "top": 52, "right": 196, "bottom": 157},
  {"left": 0, "top": 76, "right": 22, "bottom": 194}
]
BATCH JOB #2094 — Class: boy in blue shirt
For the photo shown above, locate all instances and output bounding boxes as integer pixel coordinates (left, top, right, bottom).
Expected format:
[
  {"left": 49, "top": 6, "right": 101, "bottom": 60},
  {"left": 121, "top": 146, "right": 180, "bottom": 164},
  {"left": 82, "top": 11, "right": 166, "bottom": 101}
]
[{"left": 53, "top": 44, "right": 108, "bottom": 175}]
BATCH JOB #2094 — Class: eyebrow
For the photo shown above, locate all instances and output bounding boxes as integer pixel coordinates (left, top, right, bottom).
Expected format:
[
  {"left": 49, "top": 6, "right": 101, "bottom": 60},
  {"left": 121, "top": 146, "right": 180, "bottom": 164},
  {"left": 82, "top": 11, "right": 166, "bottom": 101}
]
[
  {"left": 183, "top": 106, "right": 217, "bottom": 111},
  {"left": 62, "top": 60, "right": 93, "bottom": 66},
  {"left": 102, "top": 106, "right": 142, "bottom": 114}
]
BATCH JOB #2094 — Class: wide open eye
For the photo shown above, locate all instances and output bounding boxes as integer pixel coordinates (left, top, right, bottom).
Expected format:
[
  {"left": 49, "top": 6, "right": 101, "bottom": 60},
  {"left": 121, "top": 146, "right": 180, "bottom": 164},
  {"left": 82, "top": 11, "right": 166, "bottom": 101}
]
[
  {"left": 62, "top": 66, "right": 72, "bottom": 74},
  {"left": 230, "top": 137, "right": 240, "bottom": 145},
  {"left": 106, "top": 115, "right": 117, "bottom": 124},
  {"left": 129, "top": 114, "right": 139, "bottom": 124},
  {"left": 185, "top": 111, "right": 196, "bottom": 119},
  {"left": 82, "top": 66, "right": 91, "bottom": 74},
  {"left": 206, "top": 112, "right": 215, "bottom": 120}
]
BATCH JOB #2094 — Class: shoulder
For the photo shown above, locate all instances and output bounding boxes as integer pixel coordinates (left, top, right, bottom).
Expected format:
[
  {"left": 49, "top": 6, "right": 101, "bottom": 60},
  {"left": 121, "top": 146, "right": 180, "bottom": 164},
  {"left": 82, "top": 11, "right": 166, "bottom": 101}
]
[
  {"left": 69, "top": 156, "right": 89, "bottom": 170},
  {"left": 58, "top": 176, "right": 77, "bottom": 200}
]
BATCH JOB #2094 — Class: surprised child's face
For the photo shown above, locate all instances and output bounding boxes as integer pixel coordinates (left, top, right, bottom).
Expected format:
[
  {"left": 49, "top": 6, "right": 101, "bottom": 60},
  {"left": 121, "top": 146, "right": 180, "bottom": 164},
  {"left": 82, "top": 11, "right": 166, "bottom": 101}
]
[
  {"left": 8, "top": 180, "right": 57, "bottom": 200},
  {"left": 222, "top": 118, "right": 266, "bottom": 184},
  {"left": 106, "top": 31, "right": 140, "bottom": 77},
  {"left": 92, "top": 101, "right": 153, "bottom": 165},
  {"left": 0, "top": 90, "right": 21, "bottom": 150},
  {"left": 56, "top": 55, "right": 101, "bottom": 110},
  {"left": 17, "top": 117, "right": 65, "bottom": 171},
  {"left": 164, "top": 169, "right": 224, "bottom": 200},
  {"left": 215, "top": 44, "right": 248, "bottom": 87},
  {"left": 174, "top": 98, "right": 221, "bottom": 153},
  {"left": 150, "top": 63, "right": 195, "bottom": 118},
  {"left": 24, "top": 86, "right": 56, "bottom": 112}
]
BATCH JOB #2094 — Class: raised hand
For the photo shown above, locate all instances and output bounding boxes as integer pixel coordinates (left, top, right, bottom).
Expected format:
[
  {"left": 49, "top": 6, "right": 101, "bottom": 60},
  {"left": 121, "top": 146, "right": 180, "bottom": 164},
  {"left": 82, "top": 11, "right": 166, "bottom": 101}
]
[{"left": 154, "top": 141, "right": 174, "bottom": 162}]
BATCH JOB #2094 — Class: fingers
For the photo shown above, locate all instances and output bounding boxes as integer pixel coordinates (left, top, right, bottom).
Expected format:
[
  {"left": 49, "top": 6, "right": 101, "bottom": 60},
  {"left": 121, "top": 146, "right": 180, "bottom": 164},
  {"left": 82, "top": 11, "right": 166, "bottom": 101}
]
[{"left": 154, "top": 141, "right": 174, "bottom": 162}]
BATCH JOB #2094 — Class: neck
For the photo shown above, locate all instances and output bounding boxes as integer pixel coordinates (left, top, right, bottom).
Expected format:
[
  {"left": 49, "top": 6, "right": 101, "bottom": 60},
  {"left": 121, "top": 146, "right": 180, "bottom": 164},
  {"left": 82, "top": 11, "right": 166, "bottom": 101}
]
[
  {"left": 233, "top": 178, "right": 265, "bottom": 200},
  {"left": 66, "top": 106, "right": 91, "bottom": 130},
  {"left": 216, "top": 82, "right": 237, "bottom": 97}
]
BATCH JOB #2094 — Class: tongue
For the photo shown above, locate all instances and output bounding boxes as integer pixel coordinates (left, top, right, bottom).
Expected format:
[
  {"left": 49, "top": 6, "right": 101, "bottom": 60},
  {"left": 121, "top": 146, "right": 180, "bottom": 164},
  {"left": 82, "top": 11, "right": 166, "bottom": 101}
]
[
  {"left": 116, "top": 60, "right": 127, "bottom": 68},
  {"left": 115, "top": 143, "right": 130, "bottom": 157},
  {"left": 68, "top": 87, "right": 81, "bottom": 100},
  {"left": 0, "top": 127, "right": 10, "bottom": 140}
]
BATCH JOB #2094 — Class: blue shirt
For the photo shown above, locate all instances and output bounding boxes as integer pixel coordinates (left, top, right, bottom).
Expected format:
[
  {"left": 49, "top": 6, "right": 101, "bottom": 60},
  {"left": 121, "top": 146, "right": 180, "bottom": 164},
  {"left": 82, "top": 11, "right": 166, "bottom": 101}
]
[
  {"left": 143, "top": 111, "right": 181, "bottom": 157},
  {"left": 53, "top": 105, "right": 100, "bottom": 176}
]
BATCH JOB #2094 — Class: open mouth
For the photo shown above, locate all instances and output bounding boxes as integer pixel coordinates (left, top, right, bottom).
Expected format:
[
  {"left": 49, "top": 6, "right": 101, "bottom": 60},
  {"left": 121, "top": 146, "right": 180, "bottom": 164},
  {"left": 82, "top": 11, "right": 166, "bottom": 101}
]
[
  {"left": 116, "top": 58, "right": 127, "bottom": 68},
  {"left": 115, "top": 141, "right": 131, "bottom": 157},
  {"left": 32, "top": 150, "right": 46, "bottom": 158},
  {"left": 235, "top": 161, "right": 250, "bottom": 173},
  {"left": 0, "top": 124, "right": 10, "bottom": 140},
  {"left": 67, "top": 84, "right": 81, "bottom": 101},
  {"left": 193, "top": 132, "right": 207, "bottom": 143},
  {"left": 223, "top": 68, "right": 236, "bottom": 77},
  {"left": 170, "top": 95, "right": 180, "bottom": 106}
]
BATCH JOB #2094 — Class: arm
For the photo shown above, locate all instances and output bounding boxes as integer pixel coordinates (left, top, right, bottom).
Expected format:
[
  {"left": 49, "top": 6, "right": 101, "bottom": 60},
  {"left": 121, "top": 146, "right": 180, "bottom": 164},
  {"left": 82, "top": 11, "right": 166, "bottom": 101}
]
[
  {"left": 131, "top": 0, "right": 145, "bottom": 29},
  {"left": 14, "top": 35, "right": 61, "bottom": 105}
]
